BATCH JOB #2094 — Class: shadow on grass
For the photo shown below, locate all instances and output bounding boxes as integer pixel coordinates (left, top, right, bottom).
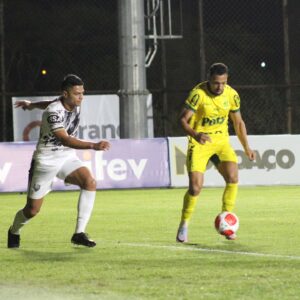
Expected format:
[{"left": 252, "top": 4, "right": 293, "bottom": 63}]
[{"left": 18, "top": 246, "right": 93, "bottom": 262}]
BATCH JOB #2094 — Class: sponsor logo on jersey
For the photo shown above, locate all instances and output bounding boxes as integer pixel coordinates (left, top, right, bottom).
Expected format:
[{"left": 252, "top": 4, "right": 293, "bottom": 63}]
[
  {"left": 189, "top": 94, "right": 199, "bottom": 106},
  {"left": 201, "top": 116, "right": 225, "bottom": 126},
  {"left": 47, "top": 114, "right": 62, "bottom": 124},
  {"left": 234, "top": 94, "right": 240, "bottom": 107}
]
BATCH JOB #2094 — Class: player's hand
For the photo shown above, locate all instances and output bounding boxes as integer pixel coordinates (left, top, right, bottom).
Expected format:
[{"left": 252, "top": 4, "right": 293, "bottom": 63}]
[
  {"left": 245, "top": 148, "right": 256, "bottom": 161},
  {"left": 93, "top": 140, "right": 111, "bottom": 151},
  {"left": 14, "top": 100, "right": 33, "bottom": 110},
  {"left": 194, "top": 132, "right": 212, "bottom": 145}
]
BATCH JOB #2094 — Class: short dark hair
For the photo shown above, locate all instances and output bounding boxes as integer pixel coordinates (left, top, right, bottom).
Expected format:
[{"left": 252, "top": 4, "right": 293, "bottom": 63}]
[
  {"left": 208, "top": 63, "right": 229, "bottom": 78},
  {"left": 61, "top": 74, "right": 84, "bottom": 91}
]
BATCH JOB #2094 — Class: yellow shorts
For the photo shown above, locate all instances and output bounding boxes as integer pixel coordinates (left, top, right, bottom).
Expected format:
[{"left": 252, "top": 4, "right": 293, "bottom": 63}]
[{"left": 186, "top": 137, "right": 237, "bottom": 173}]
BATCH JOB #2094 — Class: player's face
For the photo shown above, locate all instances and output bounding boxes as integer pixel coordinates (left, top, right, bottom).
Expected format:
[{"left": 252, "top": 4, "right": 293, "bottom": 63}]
[
  {"left": 63, "top": 85, "right": 85, "bottom": 108},
  {"left": 208, "top": 74, "right": 228, "bottom": 95}
]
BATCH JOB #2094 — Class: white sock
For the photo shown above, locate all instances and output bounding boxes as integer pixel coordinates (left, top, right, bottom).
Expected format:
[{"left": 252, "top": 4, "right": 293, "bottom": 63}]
[
  {"left": 75, "top": 190, "right": 96, "bottom": 233},
  {"left": 10, "top": 209, "right": 30, "bottom": 235}
]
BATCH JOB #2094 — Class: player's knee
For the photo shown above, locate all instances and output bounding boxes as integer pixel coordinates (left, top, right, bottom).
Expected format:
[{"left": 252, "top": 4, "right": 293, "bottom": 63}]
[
  {"left": 189, "top": 186, "right": 202, "bottom": 196},
  {"left": 23, "top": 206, "right": 40, "bottom": 218},
  {"left": 226, "top": 174, "right": 238, "bottom": 184},
  {"left": 82, "top": 177, "right": 96, "bottom": 191}
]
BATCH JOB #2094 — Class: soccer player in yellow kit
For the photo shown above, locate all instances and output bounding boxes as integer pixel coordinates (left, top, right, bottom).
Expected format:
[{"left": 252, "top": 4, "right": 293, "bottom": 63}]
[{"left": 176, "top": 63, "right": 256, "bottom": 242}]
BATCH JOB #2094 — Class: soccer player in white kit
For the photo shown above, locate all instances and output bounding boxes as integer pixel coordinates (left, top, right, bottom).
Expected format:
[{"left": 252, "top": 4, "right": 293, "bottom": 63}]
[{"left": 8, "top": 74, "right": 110, "bottom": 248}]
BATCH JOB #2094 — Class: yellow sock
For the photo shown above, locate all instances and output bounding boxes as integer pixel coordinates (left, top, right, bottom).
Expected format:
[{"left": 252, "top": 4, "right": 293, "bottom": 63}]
[
  {"left": 222, "top": 183, "right": 238, "bottom": 212},
  {"left": 181, "top": 191, "right": 198, "bottom": 224}
]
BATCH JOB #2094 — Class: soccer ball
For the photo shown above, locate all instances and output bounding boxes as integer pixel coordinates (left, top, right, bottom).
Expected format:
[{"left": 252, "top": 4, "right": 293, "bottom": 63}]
[{"left": 214, "top": 212, "right": 239, "bottom": 238}]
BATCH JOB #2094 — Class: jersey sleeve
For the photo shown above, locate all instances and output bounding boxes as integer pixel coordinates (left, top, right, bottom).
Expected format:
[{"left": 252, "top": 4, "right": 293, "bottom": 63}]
[
  {"left": 44, "top": 106, "right": 64, "bottom": 132},
  {"left": 184, "top": 89, "right": 202, "bottom": 112},
  {"left": 230, "top": 90, "right": 241, "bottom": 112}
]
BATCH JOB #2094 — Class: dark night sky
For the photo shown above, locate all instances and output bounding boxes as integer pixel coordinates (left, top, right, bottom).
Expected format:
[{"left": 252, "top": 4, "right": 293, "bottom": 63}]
[
  {"left": 2, "top": 0, "right": 300, "bottom": 139},
  {"left": 4, "top": 0, "right": 300, "bottom": 93}
]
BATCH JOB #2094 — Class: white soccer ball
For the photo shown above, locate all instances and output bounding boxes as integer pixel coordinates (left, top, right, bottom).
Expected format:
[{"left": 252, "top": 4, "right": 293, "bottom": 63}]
[{"left": 214, "top": 211, "right": 239, "bottom": 237}]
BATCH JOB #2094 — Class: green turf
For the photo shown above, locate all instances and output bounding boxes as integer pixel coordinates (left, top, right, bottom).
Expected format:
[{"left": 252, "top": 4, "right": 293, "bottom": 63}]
[{"left": 0, "top": 186, "right": 300, "bottom": 299}]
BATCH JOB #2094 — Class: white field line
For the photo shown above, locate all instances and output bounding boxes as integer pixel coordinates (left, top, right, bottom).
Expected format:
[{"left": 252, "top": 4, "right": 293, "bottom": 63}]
[{"left": 103, "top": 241, "right": 300, "bottom": 261}]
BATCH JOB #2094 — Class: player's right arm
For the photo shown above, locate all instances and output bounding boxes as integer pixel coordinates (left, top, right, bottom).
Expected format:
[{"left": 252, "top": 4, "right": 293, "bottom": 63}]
[
  {"left": 179, "top": 107, "right": 211, "bottom": 145},
  {"left": 14, "top": 99, "right": 57, "bottom": 111},
  {"left": 180, "top": 88, "right": 211, "bottom": 144},
  {"left": 52, "top": 128, "right": 110, "bottom": 151}
]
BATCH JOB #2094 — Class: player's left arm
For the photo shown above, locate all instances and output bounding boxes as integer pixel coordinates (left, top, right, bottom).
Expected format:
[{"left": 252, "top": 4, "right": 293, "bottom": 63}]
[
  {"left": 230, "top": 111, "right": 256, "bottom": 161},
  {"left": 53, "top": 128, "right": 110, "bottom": 151}
]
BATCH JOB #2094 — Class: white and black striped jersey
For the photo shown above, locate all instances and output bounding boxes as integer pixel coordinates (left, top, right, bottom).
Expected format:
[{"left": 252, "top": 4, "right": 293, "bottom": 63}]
[{"left": 35, "top": 98, "right": 80, "bottom": 152}]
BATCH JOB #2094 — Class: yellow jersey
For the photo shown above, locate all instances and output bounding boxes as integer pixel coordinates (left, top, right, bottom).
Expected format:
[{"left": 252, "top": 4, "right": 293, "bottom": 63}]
[{"left": 184, "top": 81, "right": 240, "bottom": 141}]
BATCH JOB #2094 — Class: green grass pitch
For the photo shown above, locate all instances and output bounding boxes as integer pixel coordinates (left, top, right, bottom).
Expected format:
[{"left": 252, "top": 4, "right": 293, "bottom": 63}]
[{"left": 0, "top": 186, "right": 300, "bottom": 299}]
